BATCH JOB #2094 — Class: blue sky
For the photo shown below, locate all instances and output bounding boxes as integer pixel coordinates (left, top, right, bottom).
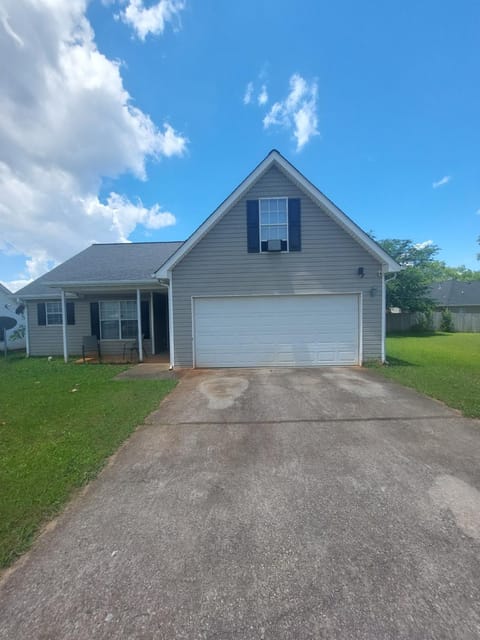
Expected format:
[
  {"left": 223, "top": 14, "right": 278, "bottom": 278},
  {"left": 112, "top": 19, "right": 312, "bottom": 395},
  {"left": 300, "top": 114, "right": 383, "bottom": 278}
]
[{"left": 1, "top": 0, "right": 479, "bottom": 291}]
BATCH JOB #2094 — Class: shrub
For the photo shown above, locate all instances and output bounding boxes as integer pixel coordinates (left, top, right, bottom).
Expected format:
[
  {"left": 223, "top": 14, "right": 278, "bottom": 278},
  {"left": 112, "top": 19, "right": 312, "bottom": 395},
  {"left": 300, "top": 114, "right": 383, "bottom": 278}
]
[
  {"left": 412, "top": 309, "right": 434, "bottom": 333},
  {"left": 440, "top": 308, "right": 454, "bottom": 332}
]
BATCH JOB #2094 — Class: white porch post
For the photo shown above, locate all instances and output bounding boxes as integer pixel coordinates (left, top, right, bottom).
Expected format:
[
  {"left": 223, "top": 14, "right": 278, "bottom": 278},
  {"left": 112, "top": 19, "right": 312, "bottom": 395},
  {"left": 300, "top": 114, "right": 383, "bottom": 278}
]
[
  {"left": 136, "top": 288, "right": 143, "bottom": 362},
  {"left": 167, "top": 272, "right": 174, "bottom": 369},
  {"left": 150, "top": 291, "right": 155, "bottom": 355},
  {"left": 61, "top": 290, "right": 68, "bottom": 363},
  {"left": 381, "top": 267, "right": 386, "bottom": 363},
  {"left": 24, "top": 302, "right": 30, "bottom": 357}
]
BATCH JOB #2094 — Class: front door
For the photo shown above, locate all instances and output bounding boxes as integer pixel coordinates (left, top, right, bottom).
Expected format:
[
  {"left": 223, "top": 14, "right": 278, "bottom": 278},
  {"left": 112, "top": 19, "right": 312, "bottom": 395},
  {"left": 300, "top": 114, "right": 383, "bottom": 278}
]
[{"left": 152, "top": 293, "right": 169, "bottom": 354}]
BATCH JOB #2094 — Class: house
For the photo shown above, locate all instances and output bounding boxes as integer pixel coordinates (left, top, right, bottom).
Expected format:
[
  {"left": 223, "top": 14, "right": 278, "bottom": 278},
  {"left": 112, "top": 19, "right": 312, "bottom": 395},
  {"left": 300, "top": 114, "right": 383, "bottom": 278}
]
[
  {"left": 16, "top": 243, "right": 180, "bottom": 361},
  {"left": 428, "top": 280, "right": 480, "bottom": 313},
  {"left": 17, "top": 150, "right": 400, "bottom": 367},
  {"left": 0, "top": 283, "right": 26, "bottom": 350}
]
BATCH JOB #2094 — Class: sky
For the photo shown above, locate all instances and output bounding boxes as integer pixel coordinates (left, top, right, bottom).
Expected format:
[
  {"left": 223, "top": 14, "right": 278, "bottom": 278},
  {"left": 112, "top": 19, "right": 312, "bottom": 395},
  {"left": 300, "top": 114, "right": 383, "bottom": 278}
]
[{"left": 0, "top": 0, "right": 479, "bottom": 292}]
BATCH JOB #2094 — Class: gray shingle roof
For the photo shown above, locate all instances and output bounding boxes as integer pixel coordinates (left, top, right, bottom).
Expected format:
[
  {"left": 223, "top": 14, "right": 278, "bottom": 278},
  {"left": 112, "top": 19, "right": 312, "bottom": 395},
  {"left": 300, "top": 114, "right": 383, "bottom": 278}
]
[
  {"left": 16, "top": 242, "right": 183, "bottom": 297},
  {"left": 0, "top": 283, "right": 12, "bottom": 295},
  {"left": 429, "top": 280, "right": 480, "bottom": 307}
]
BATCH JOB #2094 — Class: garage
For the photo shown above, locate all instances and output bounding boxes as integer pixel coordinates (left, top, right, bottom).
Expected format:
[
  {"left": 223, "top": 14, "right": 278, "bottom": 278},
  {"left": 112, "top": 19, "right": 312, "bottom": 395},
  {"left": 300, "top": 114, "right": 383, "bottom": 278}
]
[{"left": 192, "top": 294, "right": 360, "bottom": 367}]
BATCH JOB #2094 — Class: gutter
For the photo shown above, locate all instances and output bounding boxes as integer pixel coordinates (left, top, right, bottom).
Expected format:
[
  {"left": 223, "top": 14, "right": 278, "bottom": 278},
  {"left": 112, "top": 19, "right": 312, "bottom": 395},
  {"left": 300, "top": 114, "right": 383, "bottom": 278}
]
[
  {"left": 17, "top": 293, "right": 79, "bottom": 300},
  {"left": 48, "top": 280, "right": 166, "bottom": 289}
]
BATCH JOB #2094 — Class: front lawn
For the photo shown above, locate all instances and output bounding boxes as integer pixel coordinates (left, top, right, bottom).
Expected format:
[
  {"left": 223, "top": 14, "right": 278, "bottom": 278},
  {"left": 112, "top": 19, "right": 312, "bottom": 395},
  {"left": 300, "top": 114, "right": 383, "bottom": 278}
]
[
  {"left": 373, "top": 333, "right": 480, "bottom": 418},
  {"left": 0, "top": 354, "right": 176, "bottom": 569}
]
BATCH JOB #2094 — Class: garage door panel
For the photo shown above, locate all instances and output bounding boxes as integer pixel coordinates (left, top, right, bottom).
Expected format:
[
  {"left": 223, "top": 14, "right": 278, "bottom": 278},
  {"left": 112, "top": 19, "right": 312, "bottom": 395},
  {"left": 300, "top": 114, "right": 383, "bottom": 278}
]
[{"left": 194, "top": 295, "right": 359, "bottom": 367}]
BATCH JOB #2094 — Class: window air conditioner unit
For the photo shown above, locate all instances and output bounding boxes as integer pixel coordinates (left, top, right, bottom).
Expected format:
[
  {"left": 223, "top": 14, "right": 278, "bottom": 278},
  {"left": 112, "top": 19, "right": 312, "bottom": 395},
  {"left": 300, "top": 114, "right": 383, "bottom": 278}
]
[{"left": 267, "top": 239, "right": 282, "bottom": 252}]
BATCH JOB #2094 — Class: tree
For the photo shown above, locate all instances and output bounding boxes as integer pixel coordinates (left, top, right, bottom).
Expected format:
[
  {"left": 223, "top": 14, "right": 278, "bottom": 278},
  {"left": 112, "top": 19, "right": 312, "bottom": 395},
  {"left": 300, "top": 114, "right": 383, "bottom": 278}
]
[
  {"left": 378, "top": 239, "right": 439, "bottom": 312},
  {"left": 376, "top": 237, "right": 480, "bottom": 312},
  {"left": 379, "top": 239, "right": 440, "bottom": 268},
  {"left": 422, "top": 260, "right": 480, "bottom": 282}
]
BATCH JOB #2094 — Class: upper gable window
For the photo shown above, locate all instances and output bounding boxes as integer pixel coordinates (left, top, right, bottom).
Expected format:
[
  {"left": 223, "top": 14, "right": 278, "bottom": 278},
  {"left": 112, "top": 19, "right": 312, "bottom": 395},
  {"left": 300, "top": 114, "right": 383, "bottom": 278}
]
[
  {"left": 259, "top": 198, "right": 288, "bottom": 252},
  {"left": 247, "top": 197, "right": 301, "bottom": 253}
]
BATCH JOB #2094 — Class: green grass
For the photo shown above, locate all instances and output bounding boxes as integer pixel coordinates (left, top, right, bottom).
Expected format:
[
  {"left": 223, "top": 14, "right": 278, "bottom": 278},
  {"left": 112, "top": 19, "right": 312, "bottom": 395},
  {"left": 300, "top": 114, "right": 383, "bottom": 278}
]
[
  {"left": 0, "top": 353, "right": 176, "bottom": 569},
  {"left": 372, "top": 333, "right": 480, "bottom": 418}
]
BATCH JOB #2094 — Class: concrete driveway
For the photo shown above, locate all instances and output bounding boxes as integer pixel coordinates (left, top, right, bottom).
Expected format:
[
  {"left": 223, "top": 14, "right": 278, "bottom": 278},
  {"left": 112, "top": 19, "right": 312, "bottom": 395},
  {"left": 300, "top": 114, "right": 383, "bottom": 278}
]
[{"left": 1, "top": 367, "right": 480, "bottom": 639}]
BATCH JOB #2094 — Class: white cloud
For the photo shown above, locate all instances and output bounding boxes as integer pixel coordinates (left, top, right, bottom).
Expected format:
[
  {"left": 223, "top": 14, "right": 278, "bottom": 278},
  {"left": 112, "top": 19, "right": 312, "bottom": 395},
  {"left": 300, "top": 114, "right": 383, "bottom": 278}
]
[
  {"left": 0, "top": 0, "right": 186, "bottom": 290},
  {"left": 293, "top": 101, "right": 318, "bottom": 150},
  {"left": 263, "top": 73, "right": 319, "bottom": 151},
  {"left": 119, "top": 0, "right": 185, "bottom": 41},
  {"left": 243, "top": 81, "right": 254, "bottom": 105},
  {"left": 414, "top": 240, "right": 433, "bottom": 250},
  {"left": 258, "top": 84, "right": 268, "bottom": 106},
  {"left": 84, "top": 192, "right": 176, "bottom": 234},
  {"left": 4, "top": 250, "right": 55, "bottom": 293},
  {"left": 159, "top": 123, "right": 189, "bottom": 157},
  {"left": 0, "top": 6, "right": 24, "bottom": 47},
  {"left": 432, "top": 175, "right": 451, "bottom": 188},
  {"left": 243, "top": 74, "right": 269, "bottom": 107}
]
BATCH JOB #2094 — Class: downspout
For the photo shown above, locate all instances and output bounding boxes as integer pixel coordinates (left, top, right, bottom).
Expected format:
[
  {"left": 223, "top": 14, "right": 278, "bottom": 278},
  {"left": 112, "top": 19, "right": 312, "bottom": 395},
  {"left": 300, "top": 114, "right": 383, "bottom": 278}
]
[
  {"left": 61, "top": 289, "right": 68, "bottom": 363},
  {"left": 167, "top": 271, "right": 174, "bottom": 369},
  {"left": 136, "top": 288, "right": 143, "bottom": 362},
  {"left": 381, "top": 266, "right": 386, "bottom": 363}
]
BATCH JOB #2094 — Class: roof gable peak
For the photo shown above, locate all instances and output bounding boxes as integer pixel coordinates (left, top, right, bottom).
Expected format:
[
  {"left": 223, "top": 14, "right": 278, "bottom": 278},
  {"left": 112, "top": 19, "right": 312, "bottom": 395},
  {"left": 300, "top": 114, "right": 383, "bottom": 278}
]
[{"left": 155, "top": 152, "right": 400, "bottom": 277}]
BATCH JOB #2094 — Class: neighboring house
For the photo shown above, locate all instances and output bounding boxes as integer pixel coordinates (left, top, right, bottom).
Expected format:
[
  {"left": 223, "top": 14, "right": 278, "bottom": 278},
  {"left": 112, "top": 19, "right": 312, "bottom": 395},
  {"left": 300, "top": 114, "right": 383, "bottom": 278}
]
[
  {"left": 428, "top": 280, "right": 480, "bottom": 313},
  {"left": 0, "top": 283, "right": 26, "bottom": 350},
  {"left": 17, "top": 150, "right": 400, "bottom": 367}
]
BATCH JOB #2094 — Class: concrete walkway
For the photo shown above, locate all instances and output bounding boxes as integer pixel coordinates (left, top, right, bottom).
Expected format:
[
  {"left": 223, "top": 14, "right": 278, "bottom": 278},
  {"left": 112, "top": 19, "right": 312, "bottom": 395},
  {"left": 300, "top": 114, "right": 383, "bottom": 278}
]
[
  {"left": 1, "top": 367, "right": 480, "bottom": 639},
  {"left": 114, "top": 362, "right": 174, "bottom": 380}
]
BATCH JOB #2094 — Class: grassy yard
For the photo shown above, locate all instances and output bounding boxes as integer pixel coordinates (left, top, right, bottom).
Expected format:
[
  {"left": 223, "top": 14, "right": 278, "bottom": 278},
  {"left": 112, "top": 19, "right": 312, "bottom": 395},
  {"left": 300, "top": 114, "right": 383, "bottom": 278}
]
[
  {"left": 0, "top": 354, "right": 176, "bottom": 569},
  {"left": 373, "top": 333, "right": 480, "bottom": 419}
]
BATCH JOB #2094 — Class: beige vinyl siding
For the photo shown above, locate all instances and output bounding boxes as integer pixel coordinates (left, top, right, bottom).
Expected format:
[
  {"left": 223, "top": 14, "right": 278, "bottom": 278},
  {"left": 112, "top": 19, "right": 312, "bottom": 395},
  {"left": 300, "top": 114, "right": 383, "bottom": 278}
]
[
  {"left": 27, "top": 296, "right": 154, "bottom": 357},
  {"left": 27, "top": 300, "right": 91, "bottom": 356},
  {"left": 172, "top": 164, "right": 384, "bottom": 366}
]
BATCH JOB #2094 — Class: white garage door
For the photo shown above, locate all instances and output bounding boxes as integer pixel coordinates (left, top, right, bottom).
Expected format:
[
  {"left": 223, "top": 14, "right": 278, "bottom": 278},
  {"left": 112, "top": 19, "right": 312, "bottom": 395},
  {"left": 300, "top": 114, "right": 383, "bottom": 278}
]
[{"left": 193, "top": 294, "right": 360, "bottom": 367}]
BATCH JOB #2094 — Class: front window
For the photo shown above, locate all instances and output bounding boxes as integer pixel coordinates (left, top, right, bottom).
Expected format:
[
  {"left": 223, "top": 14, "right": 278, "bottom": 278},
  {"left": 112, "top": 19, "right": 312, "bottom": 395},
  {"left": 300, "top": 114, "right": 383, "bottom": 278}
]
[
  {"left": 99, "top": 301, "right": 137, "bottom": 340},
  {"left": 260, "top": 198, "right": 288, "bottom": 252},
  {"left": 46, "top": 301, "right": 62, "bottom": 325}
]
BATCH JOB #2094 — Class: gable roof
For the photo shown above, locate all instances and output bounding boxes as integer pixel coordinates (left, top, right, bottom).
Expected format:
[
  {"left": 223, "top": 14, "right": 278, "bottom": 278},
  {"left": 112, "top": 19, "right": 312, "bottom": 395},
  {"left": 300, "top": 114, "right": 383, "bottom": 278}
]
[
  {"left": 16, "top": 242, "right": 183, "bottom": 298},
  {"left": 428, "top": 280, "right": 480, "bottom": 307},
  {"left": 155, "top": 150, "right": 400, "bottom": 277},
  {"left": 0, "top": 283, "right": 12, "bottom": 296}
]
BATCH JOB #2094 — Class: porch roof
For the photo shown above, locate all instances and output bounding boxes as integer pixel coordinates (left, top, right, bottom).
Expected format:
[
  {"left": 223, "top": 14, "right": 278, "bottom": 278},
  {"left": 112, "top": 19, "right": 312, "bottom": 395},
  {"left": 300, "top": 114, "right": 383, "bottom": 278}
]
[{"left": 16, "top": 242, "right": 183, "bottom": 299}]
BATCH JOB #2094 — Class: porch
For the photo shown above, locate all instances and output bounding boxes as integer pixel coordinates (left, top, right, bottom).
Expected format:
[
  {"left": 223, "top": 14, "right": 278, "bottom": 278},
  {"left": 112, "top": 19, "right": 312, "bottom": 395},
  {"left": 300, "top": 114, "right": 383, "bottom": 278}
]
[
  {"left": 48, "top": 284, "right": 171, "bottom": 364},
  {"left": 76, "top": 351, "right": 170, "bottom": 365}
]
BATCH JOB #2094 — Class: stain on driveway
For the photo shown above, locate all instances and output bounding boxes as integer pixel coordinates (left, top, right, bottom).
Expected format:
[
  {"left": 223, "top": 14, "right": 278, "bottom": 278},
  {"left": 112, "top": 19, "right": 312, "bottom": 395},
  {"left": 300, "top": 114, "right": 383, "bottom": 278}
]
[{"left": 1, "top": 367, "right": 480, "bottom": 639}]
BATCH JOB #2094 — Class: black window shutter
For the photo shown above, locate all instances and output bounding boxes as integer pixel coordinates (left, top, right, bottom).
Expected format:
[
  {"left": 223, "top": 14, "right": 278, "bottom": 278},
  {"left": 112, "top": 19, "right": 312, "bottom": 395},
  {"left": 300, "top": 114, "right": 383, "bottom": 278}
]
[
  {"left": 288, "top": 198, "right": 301, "bottom": 251},
  {"left": 141, "top": 301, "right": 150, "bottom": 339},
  {"left": 37, "top": 302, "right": 46, "bottom": 326},
  {"left": 246, "top": 200, "right": 260, "bottom": 253},
  {"left": 90, "top": 302, "right": 100, "bottom": 339},
  {"left": 66, "top": 302, "right": 75, "bottom": 325}
]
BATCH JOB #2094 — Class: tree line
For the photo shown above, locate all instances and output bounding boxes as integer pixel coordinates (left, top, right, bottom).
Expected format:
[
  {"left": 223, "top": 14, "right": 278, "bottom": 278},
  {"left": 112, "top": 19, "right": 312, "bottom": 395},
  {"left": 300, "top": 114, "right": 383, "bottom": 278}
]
[{"left": 376, "top": 237, "right": 480, "bottom": 313}]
